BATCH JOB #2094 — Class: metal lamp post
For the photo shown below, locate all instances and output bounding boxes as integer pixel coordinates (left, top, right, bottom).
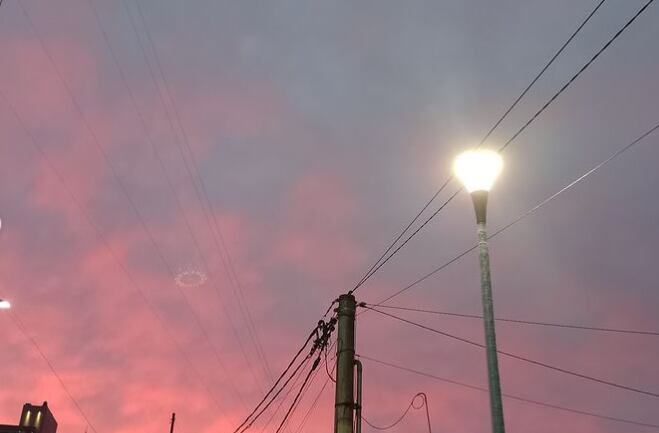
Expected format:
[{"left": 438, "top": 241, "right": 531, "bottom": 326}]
[{"left": 453, "top": 149, "right": 505, "bottom": 433}]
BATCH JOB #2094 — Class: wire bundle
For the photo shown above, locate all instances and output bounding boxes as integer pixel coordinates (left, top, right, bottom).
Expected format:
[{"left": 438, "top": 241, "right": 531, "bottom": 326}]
[{"left": 232, "top": 318, "right": 336, "bottom": 433}]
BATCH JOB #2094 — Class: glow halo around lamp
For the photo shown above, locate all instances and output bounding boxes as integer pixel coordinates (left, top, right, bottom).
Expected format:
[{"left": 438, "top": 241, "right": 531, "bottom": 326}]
[{"left": 453, "top": 149, "right": 503, "bottom": 193}]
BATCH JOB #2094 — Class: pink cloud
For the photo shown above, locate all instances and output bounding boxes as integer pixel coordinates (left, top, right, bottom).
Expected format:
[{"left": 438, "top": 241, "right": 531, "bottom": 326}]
[{"left": 270, "top": 170, "right": 366, "bottom": 282}]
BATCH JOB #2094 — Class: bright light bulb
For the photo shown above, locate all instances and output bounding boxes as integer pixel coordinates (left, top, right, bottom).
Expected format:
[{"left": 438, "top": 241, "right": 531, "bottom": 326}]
[
  {"left": 453, "top": 149, "right": 503, "bottom": 192},
  {"left": 0, "top": 299, "right": 11, "bottom": 310}
]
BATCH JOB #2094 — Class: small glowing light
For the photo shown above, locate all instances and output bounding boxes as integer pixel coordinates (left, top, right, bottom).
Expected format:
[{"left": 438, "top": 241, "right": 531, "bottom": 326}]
[
  {"left": 453, "top": 149, "right": 503, "bottom": 193},
  {"left": 35, "top": 411, "right": 42, "bottom": 428},
  {"left": 0, "top": 299, "right": 10, "bottom": 309},
  {"left": 174, "top": 269, "right": 207, "bottom": 288},
  {"left": 23, "top": 411, "right": 31, "bottom": 426}
]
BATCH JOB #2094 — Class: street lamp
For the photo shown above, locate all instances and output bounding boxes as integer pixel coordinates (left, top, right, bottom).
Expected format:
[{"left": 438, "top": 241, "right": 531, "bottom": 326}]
[
  {"left": 453, "top": 149, "right": 505, "bottom": 433},
  {"left": 0, "top": 299, "right": 11, "bottom": 309}
]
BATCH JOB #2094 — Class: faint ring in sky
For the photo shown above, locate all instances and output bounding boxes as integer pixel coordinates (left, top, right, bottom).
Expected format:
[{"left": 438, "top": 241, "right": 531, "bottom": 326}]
[{"left": 174, "top": 269, "right": 208, "bottom": 288}]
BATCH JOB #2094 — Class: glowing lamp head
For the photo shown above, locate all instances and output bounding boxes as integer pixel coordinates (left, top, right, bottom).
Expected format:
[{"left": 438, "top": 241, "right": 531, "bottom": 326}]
[
  {"left": 453, "top": 149, "right": 503, "bottom": 193},
  {"left": 0, "top": 299, "right": 10, "bottom": 310}
]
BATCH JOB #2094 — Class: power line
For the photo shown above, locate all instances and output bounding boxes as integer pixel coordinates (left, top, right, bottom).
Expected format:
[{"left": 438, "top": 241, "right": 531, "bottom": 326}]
[
  {"left": 352, "top": 0, "right": 654, "bottom": 293},
  {"left": 358, "top": 354, "right": 659, "bottom": 430},
  {"left": 361, "top": 393, "right": 425, "bottom": 431},
  {"left": 17, "top": 0, "right": 249, "bottom": 407},
  {"left": 3, "top": 310, "right": 100, "bottom": 433},
  {"left": 372, "top": 121, "right": 659, "bottom": 306},
  {"left": 258, "top": 349, "right": 313, "bottom": 433},
  {"left": 295, "top": 375, "right": 331, "bottom": 433},
  {"left": 261, "top": 340, "right": 335, "bottom": 433},
  {"left": 82, "top": 0, "right": 265, "bottom": 399},
  {"left": 500, "top": 0, "right": 655, "bottom": 152},
  {"left": 237, "top": 349, "right": 314, "bottom": 433},
  {"left": 363, "top": 305, "right": 659, "bottom": 399},
  {"left": 288, "top": 368, "right": 324, "bottom": 432},
  {"left": 274, "top": 356, "right": 323, "bottom": 433},
  {"left": 233, "top": 326, "right": 319, "bottom": 433},
  {"left": 287, "top": 341, "right": 336, "bottom": 429},
  {"left": 0, "top": 90, "right": 227, "bottom": 413},
  {"left": 362, "top": 405, "right": 412, "bottom": 430},
  {"left": 481, "top": 0, "right": 608, "bottom": 148},
  {"left": 293, "top": 346, "right": 337, "bottom": 433},
  {"left": 351, "top": 187, "right": 463, "bottom": 294},
  {"left": 123, "top": 0, "right": 274, "bottom": 384},
  {"left": 236, "top": 319, "right": 334, "bottom": 433},
  {"left": 349, "top": 0, "right": 609, "bottom": 294},
  {"left": 324, "top": 336, "right": 336, "bottom": 383},
  {"left": 275, "top": 329, "right": 335, "bottom": 433},
  {"left": 367, "top": 304, "right": 659, "bottom": 336},
  {"left": 351, "top": 177, "right": 454, "bottom": 293}
]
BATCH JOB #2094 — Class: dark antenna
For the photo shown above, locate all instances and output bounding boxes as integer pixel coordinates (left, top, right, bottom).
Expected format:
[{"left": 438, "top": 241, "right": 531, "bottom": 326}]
[{"left": 169, "top": 413, "right": 176, "bottom": 433}]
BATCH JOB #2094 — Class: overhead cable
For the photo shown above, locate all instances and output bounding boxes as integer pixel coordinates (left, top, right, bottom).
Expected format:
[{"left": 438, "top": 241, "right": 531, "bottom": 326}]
[
  {"left": 358, "top": 354, "right": 659, "bottom": 430},
  {"left": 0, "top": 90, "right": 226, "bottom": 413},
  {"left": 83, "top": 0, "right": 264, "bottom": 398},
  {"left": 260, "top": 339, "right": 335, "bottom": 433},
  {"left": 258, "top": 355, "right": 310, "bottom": 433},
  {"left": 273, "top": 330, "right": 335, "bottom": 433},
  {"left": 274, "top": 356, "right": 323, "bottom": 433},
  {"left": 123, "top": 0, "right": 274, "bottom": 383},
  {"left": 371, "top": 121, "right": 659, "bottom": 306},
  {"left": 233, "top": 325, "right": 320, "bottom": 433},
  {"left": 261, "top": 356, "right": 308, "bottom": 433},
  {"left": 4, "top": 310, "right": 99, "bottom": 433},
  {"left": 351, "top": 0, "right": 654, "bottom": 292},
  {"left": 349, "top": 0, "right": 610, "bottom": 294},
  {"left": 363, "top": 306, "right": 659, "bottom": 399},
  {"left": 500, "top": 0, "right": 654, "bottom": 152},
  {"left": 236, "top": 348, "right": 314, "bottom": 433},
  {"left": 368, "top": 304, "right": 659, "bottom": 336},
  {"left": 295, "top": 375, "right": 332, "bottom": 433},
  {"left": 17, "top": 0, "right": 250, "bottom": 407},
  {"left": 294, "top": 349, "right": 337, "bottom": 433},
  {"left": 361, "top": 393, "right": 428, "bottom": 431},
  {"left": 234, "top": 319, "right": 335, "bottom": 433}
]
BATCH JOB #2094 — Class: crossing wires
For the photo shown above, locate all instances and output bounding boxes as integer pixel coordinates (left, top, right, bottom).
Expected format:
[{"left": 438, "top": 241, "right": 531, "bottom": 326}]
[
  {"left": 83, "top": 0, "right": 267, "bottom": 398},
  {"left": 0, "top": 89, "right": 227, "bottom": 414},
  {"left": 349, "top": 0, "right": 657, "bottom": 294},
  {"left": 361, "top": 304, "right": 659, "bottom": 399},
  {"left": 358, "top": 354, "right": 659, "bottom": 430},
  {"left": 232, "top": 318, "right": 336, "bottom": 433},
  {"left": 370, "top": 121, "right": 659, "bottom": 306},
  {"left": 121, "top": 0, "right": 274, "bottom": 383},
  {"left": 17, "top": 0, "right": 250, "bottom": 407}
]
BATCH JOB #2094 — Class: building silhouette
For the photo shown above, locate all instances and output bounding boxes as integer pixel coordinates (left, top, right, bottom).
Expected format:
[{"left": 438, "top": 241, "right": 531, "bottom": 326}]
[{"left": 0, "top": 402, "right": 57, "bottom": 433}]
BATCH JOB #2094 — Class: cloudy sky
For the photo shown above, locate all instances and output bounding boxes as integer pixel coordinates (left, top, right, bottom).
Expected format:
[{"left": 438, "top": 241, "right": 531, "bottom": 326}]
[{"left": 1, "top": 1, "right": 658, "bottom": 432}]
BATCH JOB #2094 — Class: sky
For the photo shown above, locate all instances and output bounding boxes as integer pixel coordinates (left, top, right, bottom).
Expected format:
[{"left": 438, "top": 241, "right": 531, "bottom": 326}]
[{"left": 1, "top": 1, "right": 658, "bottom": 432}]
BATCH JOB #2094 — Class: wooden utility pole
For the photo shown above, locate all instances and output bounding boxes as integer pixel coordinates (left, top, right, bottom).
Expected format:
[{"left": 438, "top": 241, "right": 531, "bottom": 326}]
[
  {"left": 334, "top": 294, "right": 356, "bottom": 433},
  {"left": 169, "top": 413, "right": 176, "bottom": 433}
]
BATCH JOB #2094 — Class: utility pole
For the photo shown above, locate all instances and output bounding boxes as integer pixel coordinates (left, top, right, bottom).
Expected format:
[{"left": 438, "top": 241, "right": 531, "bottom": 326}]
[
  {"left": 334, "top": 294, "right": 356, "bottom": 433},
  {"left": 169, "top": 413, "right": 176, "bottom": 433}
]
